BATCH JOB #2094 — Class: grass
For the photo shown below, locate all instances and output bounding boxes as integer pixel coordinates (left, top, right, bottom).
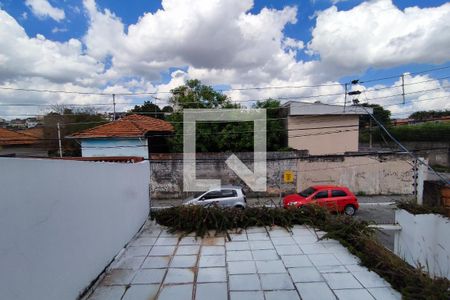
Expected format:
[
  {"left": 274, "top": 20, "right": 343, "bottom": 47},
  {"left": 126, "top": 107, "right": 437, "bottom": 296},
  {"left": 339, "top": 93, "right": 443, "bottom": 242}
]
[{"left": 151, "top": 205, "right": 450, "bottom": 299}]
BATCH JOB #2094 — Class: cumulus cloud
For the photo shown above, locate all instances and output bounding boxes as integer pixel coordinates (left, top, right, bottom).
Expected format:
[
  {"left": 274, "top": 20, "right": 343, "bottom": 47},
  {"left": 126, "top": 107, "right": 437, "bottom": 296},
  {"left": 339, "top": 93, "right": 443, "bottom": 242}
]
[
  {"left": 0, "top": 0, "right": 450, "bottom": 118},
  {"left": 25, "top": 0, "right": 65, "bottom": 22},
  {"left": 0, "top": 9, "right": 102, "bottom": 84},
  {"left": 83, "top": 0, "right": 303, "bottom": 84},
  {"left": 350, "top": 74, "right": 450, "bottom": 117},
  {"left": 308, "top": 0, "right": 450, "bottom": 74}
]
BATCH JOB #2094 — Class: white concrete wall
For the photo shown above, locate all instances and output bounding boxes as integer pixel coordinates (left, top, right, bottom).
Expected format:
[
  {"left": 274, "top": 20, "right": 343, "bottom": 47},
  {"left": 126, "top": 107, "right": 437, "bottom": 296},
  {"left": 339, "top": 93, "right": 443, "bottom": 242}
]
[
  {"left": 394, "top": 209, "right": 450, "bottom": 279},
  {"left": 0, "top": 158, "right": 150, "bottom": 300},
  {"left": 81, "top": 138, "right": 148, "bottom": 158},
  {"left": 297, "top": 155, "right": 414, "bottom": 195}
]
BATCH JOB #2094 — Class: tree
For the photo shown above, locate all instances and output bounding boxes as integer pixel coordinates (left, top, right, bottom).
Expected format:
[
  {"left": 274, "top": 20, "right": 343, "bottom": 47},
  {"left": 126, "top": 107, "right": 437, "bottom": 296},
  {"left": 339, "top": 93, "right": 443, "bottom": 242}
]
[
  {"left": 167, "top": 79, "right": 242, "bottom": 152},
  {"left": 359, "top": 103, "right": 391, "bottom": 128},
  {"left": 166, "top": 80, "right": 288, "bottom": 152},
  {"left": 129, "top": 101, "right": 164, "bottom": 119},
  {"left": 254, "top": 99, "right": 287, "bottom": 151},
  {"left": 43, "top": 106, "right": 108, "bottom": 156},
  {"left": 409, "top": 110, "right": 450, "bottom": 120}
]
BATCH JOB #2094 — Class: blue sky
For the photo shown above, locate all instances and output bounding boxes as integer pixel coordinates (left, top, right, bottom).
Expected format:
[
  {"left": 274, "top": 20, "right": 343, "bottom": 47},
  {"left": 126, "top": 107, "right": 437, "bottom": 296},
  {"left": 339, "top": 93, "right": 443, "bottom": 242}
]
[{"left": 0, "top": 0, "right": 449, "bottom": 118}]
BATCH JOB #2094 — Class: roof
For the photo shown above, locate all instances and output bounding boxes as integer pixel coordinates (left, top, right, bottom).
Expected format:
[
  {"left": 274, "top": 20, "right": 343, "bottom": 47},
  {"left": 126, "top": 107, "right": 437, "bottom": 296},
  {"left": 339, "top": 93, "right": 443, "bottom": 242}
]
[
  {"left": 67, "top": 114, "right": 174, "bottom": 139},
  {"left": 284, "top": 101, "right": 373, "bottom": 116},
  {"left": 0, "top": 128, "right": 38, "bottom": 146},
  {"left": 19, "top": 127, "right": 44, "bottom": 139},
  {"left": 312, "top": 185, "right": 349, "bottom": 190}
]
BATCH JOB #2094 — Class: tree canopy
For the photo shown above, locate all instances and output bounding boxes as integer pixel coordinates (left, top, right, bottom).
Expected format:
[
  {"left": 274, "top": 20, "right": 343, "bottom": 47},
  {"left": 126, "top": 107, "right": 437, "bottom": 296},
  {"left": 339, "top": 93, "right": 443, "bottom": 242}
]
[
  {"left": 165, "top": 79, "right": 287, "bottom": 152},
  {"left": 408, "top": 110, "right": 450, "bottom": 120},
  {"left": 359, "top": 103, "right": 391, "bottom": 128},
  {"left": 43, "top": 106, "right": 108, "bottom": 156}
]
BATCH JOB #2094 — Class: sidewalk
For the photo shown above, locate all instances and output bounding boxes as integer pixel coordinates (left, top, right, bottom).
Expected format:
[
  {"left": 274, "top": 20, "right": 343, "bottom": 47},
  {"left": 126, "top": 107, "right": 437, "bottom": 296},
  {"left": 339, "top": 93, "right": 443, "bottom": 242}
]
[{"left": 84, "top": 221, "right": 401, "bottom": 300}]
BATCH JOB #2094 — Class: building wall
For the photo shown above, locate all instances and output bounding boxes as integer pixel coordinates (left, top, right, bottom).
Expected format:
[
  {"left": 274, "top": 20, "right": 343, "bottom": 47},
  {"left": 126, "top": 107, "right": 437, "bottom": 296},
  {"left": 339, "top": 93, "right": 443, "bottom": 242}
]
[
  {"left": 296, "top": 155, "right": 414, "bottom": 195},
  {"left": 0, "top": 145, "right": 48, "bottom": 157},
  {"left": 150, "top": 152, "right": 414, "bottom": 199},
  {"left": 287, "top": 115, "right": 360, "bottom": 155},
  {"left": 395, "top": 209, "right": 450, "bottom": 279},
  {"left": 81, "top": 138, "right": 148, "bottom": 158},
  {"left": 0, "top": 158, "right": 150, "bottom": 300}
]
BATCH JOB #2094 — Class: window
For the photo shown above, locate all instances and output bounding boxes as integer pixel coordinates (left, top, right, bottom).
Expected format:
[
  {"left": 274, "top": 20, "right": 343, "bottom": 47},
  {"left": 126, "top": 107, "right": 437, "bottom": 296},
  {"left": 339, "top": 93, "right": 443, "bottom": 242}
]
[
  {"left": 299, "top": 187, "right": 316, "bottom": 197},
  {"left": 331, "top": 190, "right": 347, "bottom": 197},
  {"left": 314, "top": 191, "right": 328, "bottom": 199},
  {"left": 220, "top": 189, "right": 237, "bottom": 197},
  {"left": 201, "top": 191, "right": 221, "bottom": 200}
]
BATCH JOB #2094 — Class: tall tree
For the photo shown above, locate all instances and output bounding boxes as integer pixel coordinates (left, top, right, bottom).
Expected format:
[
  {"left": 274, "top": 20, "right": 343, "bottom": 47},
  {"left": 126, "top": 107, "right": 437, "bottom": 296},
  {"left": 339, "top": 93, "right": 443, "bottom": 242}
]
[
  {"left": 167, "top": 80, "right": 243, "bottom": 152},
  {"left": 254, "top": 99, "right": 287, "bottom": 151}
]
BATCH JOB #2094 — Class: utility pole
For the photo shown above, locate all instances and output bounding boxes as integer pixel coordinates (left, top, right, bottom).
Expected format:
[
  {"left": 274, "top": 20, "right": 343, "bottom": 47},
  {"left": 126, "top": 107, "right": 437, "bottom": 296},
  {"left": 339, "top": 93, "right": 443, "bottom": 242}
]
[
  {"left": 343, "top": 83, "right": 348, "bottom": 112},
  {"left": 401, "top": 74, "right": 406, "bottom": 104},
  {"left": 57, "top": 122, "right": 62, "bottom": 158},
  {"left": 369, "top": 118, "right": 372, "bottom": 149},
  {"left": 112, "top": 93, "right": 116, "bottom": 121},
  {"left": 353, "top": 99, "right": 449, "bottom": 184}
]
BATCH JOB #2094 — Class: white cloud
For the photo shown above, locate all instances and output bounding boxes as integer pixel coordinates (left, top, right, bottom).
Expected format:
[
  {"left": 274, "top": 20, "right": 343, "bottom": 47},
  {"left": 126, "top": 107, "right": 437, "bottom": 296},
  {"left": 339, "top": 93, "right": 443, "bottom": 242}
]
[
  {"left": 350, "top": 74, "right": 450, "bottom": 118},
  {"left": 83, "top": 0, "right": 303, "bottom": 84},
  {"left": 0, "top": 0, "right": 450, "bottom": 119},
  {"left": 25, "top": 0, "right": 65, "bottom": 22},
  {"left": 308, "top": 0, "right": 450, "bottom": 74},
  {"left": 0, "top": 9, "right": 102, "bottom": 84}
]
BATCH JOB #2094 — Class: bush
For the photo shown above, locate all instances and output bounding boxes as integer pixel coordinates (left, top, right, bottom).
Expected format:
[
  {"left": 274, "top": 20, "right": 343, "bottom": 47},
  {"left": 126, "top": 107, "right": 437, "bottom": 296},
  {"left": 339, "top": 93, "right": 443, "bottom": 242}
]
[{"left": 361, "top": 122, "right": 450, "bottom": 143}]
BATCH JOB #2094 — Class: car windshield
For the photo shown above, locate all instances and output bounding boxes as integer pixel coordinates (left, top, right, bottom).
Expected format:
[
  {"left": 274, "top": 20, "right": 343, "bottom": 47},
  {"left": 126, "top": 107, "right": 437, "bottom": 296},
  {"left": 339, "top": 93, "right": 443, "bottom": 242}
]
[
  {"left": 299, "top": 187, "right": 316, "bottom": 197},
  {"left": 194, "top": 191, "right": 206, "bottom": 198}
]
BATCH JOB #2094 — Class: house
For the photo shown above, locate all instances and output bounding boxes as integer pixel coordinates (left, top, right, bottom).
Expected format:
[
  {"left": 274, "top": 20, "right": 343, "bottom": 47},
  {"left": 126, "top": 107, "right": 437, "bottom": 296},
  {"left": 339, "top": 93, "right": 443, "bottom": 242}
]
[
  {"left": 25, "top": 117, "right": 39, "bottom": 128},
  {"left": 67, "top": 114, "right": 174, "bottom": 158},
  {"left": 8, "top": 118, "right": 27, "bottom": 129},
  {"left": 283, "top": 101, "right": 372, "bottom": 155},
  {"left": 0, "top": 127, "right": 47, "bottom": 156}
]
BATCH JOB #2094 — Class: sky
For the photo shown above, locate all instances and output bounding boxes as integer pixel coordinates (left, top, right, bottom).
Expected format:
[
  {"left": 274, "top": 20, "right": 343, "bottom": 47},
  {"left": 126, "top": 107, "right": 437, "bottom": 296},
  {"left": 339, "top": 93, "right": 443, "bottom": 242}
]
[{"left": 0, "top": 0, "right": 449, "bottom": 119}]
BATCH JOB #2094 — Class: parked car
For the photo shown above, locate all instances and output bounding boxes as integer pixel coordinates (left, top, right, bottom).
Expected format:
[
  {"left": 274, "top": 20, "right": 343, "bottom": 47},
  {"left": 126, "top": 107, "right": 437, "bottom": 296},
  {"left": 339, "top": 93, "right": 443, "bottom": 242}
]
[
  {"left": 283, "top": 185, "right": 359, "bottom": 216},
  {"left": 183, "top": 186, "right": 247, "bottom": 209}
]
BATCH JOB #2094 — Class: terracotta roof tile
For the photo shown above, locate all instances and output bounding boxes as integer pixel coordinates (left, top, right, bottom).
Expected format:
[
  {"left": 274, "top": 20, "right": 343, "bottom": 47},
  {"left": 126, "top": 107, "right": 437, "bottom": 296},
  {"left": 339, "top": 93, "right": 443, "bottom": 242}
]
[
  {"left": 0, "top": 128, "right": 38, "bottom": 145},
  {"left": 19, "top": 127, "right": 44, "bottom": 139},
  {"left": 68, "top": 114, "right": 174, "bottom": 139}
]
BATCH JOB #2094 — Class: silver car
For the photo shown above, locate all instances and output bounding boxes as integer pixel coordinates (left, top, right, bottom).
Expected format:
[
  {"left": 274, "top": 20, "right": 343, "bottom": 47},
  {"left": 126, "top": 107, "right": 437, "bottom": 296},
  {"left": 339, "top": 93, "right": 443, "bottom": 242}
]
[{"left": 183, "top": 186, "right": 247, "bottom": 208}]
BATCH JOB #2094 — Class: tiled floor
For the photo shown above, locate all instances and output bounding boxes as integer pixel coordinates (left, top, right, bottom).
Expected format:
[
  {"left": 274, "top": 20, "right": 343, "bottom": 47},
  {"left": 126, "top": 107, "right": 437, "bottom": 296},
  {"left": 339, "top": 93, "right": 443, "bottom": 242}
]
[{"left": 85, "top": 222, "right": 401, "bottom": 300}]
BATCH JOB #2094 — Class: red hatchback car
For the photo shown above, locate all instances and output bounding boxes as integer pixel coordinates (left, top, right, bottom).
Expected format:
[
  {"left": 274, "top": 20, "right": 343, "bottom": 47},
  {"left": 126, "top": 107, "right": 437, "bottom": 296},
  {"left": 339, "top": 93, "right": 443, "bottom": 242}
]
[{"left": 283, "top": 185, "right": 359, "bottom": 216}]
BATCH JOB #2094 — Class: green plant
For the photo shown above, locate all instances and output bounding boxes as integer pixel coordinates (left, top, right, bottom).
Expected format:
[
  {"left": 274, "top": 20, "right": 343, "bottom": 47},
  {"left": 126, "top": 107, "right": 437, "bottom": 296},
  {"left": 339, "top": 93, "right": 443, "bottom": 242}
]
[
  {"left": 151, "top": 205, "right": 450, "bottom": 299},
  {"left": 397, "top": 201, "right": 448, "bottom": 218}
]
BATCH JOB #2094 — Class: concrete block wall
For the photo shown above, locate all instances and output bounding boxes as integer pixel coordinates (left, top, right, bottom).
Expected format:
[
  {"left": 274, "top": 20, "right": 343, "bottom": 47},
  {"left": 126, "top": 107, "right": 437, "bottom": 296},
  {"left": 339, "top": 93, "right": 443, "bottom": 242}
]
[{"left": 150, "top": 152, "right": 415, "bottom": 199}]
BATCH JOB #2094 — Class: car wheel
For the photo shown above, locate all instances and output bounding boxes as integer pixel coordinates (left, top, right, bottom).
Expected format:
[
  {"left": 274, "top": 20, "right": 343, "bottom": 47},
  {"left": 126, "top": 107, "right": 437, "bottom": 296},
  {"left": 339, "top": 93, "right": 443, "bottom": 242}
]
[
  {"left": 234, "top": 205, "right": 245, "bottom": 210},
  {"left": 344, "top": 204, "right": 356, "bottom": 216}
]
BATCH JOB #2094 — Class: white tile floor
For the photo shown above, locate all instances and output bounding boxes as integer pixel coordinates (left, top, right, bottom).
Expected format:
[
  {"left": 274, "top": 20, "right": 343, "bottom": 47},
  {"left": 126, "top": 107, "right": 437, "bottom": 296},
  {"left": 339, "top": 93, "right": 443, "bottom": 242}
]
[{"left": 85, "top": 222, "right": 401, "bottom": 300}]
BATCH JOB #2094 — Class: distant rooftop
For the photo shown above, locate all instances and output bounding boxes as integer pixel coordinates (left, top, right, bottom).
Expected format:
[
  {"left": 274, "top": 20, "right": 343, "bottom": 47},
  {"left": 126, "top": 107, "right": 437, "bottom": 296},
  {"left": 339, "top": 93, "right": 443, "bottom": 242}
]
[
  {"left": 284, "top": 101, "right": 373, "bottom": 116},
  {"left": 68, "top": 114, "right": 174, "bottom": 139},
  {"left": 0, "top": 127, "right": 39, "bottom": 146}
]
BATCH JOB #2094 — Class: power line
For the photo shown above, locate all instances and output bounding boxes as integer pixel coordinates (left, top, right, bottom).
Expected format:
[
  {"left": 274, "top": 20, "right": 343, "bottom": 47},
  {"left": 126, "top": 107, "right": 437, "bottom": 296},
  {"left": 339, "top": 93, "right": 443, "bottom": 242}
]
[
  {"left": 1, "top": 65, "right": 449, "bottom": 97},
  {"left": 358, "top": 65, "right": 450, "bottom": 84}
]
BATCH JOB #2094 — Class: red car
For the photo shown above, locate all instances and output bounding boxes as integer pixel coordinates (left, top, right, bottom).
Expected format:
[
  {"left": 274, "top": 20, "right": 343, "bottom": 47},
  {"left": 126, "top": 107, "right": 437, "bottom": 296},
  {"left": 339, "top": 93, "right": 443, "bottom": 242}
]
[{"left": 283, "top": 185, "right": 359, "bottom": 216}]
